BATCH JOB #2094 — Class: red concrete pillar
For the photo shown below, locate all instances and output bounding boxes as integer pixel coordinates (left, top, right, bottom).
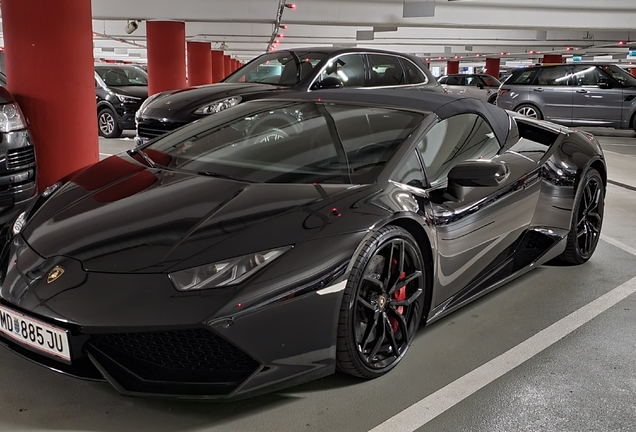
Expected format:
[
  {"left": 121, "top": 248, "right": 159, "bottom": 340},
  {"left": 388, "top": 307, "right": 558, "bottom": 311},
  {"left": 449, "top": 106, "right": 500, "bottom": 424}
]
[
  {"left": 447, "top": 61, "right": 460, "bottom": 75},
  {"left": 211, "top": 50, "right": 225, "bottom": 83},
  {"left": 631, "top": 68, "right": 636, "bottom": 77},
  {"left": 542, "top": 54, "right": 563, "bottom": 65},
  {"left": 1, "top": 0, "right": 98, "bottom": 190},
  {"left": 186, "top": 41, "right": 212, "bottom": 87},
  {"left": 485, "top": 58, "right": 501, "bottom": 78},
  {"left": 147, "top": 21, "right": 186, "bottom": 95},
  {"left": 224, "top": 55, "right": 233, "bottom": 78}
]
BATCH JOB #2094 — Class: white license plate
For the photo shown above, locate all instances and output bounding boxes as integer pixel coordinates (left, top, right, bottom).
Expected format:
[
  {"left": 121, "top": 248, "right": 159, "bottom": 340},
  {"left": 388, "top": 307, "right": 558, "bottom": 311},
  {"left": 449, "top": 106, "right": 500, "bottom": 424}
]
[{"left": 0, "top": 304, "right": 71, "bottom": 362}]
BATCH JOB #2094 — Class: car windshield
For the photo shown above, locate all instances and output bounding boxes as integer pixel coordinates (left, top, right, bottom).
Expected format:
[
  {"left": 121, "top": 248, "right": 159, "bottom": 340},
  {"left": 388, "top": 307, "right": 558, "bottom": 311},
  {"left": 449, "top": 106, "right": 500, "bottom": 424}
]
[
  {"left": 480, "top": 75, "right": 501, "bottom": 86},
  {"left": 224, "top": 51, "right": 327, "bottom": 86},
  {"left": 141, "top": 101, "right": 425, "bottom": 184},
  {"left": 96, "top": 66, "right": 148, "bottom": 86},
  {"left": 601, "top": 65, "right": 636, "bottom": 87}
]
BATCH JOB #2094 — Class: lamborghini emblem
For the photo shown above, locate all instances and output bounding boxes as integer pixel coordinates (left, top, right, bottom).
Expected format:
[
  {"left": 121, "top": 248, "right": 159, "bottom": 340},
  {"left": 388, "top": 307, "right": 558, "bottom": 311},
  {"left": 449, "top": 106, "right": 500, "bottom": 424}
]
[{"left": 47, "top": 266, "right": 65, "bottom": 284}]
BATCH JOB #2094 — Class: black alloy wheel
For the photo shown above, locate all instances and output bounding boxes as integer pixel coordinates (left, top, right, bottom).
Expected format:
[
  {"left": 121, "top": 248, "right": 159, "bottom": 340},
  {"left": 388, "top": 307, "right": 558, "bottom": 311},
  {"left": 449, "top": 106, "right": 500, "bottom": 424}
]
[
  {"left": 337, "top": 226, "right": 426, "bottom": 378},
  {"left": 98, "top": 108, "right": 122, "bottom": 138},
  {"left": 559, "top": 168, "right": 605, "bottom": 264}
]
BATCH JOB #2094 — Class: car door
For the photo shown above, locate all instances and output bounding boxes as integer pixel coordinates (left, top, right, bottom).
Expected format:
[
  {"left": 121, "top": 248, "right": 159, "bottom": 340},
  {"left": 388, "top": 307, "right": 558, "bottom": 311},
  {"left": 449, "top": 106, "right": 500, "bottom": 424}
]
[
  {"left": 416, "top": 114, "right": 542, "bottom": 307},
  {"left": 442, "top": 75, "right": 467, "bottom": 95},
  {"left": 571, "top": 65, "right": 625, "bottom": 127},
  {"left": 531, "top": 66, "right": 574, "bottom": 124}
]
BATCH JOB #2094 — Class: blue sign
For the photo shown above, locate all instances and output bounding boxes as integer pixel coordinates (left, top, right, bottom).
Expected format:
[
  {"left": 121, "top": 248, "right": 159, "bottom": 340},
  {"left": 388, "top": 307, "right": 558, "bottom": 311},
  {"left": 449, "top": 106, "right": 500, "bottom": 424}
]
[{"left": 573, "top": 56, "right": 583, "bottom": 62}]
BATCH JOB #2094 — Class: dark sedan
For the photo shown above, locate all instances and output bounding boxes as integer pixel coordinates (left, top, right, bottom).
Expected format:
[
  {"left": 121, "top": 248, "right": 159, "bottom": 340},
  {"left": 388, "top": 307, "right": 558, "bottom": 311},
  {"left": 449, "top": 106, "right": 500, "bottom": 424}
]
[
  {"left": 0, "top": 90, "right": 605, "bottom": 400},
  {"left": 135, "top": 47, "right": 443, "bottom": 142}
]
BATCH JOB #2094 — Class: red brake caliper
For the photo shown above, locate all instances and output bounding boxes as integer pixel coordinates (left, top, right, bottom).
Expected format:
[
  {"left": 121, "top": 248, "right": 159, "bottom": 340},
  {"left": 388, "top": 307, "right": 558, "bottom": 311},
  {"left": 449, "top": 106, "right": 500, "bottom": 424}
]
[{"left": 389, "top": 257, "right": 407, "bottom": 333}]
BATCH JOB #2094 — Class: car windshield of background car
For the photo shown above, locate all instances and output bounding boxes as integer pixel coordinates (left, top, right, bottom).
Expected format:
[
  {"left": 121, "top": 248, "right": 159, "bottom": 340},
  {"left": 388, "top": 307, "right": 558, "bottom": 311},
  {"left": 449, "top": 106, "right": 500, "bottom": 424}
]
[
  {"left": 224, "top": 51, "right": 327, "bottom": 86},
  {"left": 96, "top": 67, "right": 148, "bottom": 86},
  {"left": 142, "top": 101, "right": 425, "bottom": 184}
]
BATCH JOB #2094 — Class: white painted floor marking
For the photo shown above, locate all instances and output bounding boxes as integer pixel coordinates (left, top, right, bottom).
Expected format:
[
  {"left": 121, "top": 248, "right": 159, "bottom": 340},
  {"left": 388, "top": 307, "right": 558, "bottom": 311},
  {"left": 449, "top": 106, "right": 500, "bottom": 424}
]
[{"left": 368, "top": 236, "right": 636, "bottom": 432}]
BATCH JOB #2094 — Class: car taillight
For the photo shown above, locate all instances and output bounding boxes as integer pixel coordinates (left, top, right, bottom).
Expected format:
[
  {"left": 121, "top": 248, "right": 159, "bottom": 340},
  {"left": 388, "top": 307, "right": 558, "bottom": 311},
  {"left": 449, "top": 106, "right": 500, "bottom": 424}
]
[
  {"left": 0, "top": 102, "right": 27, "bottom": 132},
  {"left": 498, "top": 89, "right": 511, "bottom": 97}
]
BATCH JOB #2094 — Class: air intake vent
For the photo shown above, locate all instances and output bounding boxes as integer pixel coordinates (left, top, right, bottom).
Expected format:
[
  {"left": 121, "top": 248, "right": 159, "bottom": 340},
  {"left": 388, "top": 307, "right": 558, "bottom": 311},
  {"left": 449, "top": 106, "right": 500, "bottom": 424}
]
[{"left": 6, "top": 147, "right": 36, "bottom": 171}]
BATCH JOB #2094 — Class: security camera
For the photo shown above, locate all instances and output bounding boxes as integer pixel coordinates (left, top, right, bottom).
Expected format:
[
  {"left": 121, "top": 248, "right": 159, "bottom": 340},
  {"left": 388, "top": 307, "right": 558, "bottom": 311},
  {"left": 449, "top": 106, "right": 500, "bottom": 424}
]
[{"left": 125, "top": 20, "right": 139, "bottom": 35}]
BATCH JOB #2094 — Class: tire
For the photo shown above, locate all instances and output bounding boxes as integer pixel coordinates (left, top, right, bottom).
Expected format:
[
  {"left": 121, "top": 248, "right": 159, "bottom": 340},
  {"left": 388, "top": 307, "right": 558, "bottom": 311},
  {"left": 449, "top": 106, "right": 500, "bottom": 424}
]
[
  {"left": 557, "top": 168, "right": 605, "bottom": 265},
  {"left": 336, "top": 225, "right": 427, "bottom": 379},
  {"left": 631, "top": 113, "right": 636, "bottom": 133},
  {"left": 98, "top": 108, "right": 122, "bottom": 138},
  {"left": 515, "top": 104, "right": 543, "bottom": 120}
]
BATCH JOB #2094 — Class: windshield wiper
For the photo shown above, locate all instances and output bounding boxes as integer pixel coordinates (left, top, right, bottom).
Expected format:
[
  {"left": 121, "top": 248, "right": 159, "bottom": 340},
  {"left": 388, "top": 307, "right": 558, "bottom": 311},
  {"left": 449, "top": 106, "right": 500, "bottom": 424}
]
[
  {"left": 128, "top": 148, "right": 157, "bottom": 168},
  {"left": 198, "top": 171, "right": 255, "bottom": 183}
]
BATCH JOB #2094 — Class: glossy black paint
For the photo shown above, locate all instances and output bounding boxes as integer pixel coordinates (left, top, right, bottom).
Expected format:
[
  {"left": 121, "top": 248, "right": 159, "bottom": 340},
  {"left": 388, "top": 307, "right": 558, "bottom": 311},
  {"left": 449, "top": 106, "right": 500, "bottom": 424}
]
[
  {"left": 136, "top": 47, "right": 443, "bottom": 140},
  {"left": 0, "top": 91, "right": 605, "bottom": 399},
  {"left": 95, "top": 66, "right": 148, "bottom": 132}
]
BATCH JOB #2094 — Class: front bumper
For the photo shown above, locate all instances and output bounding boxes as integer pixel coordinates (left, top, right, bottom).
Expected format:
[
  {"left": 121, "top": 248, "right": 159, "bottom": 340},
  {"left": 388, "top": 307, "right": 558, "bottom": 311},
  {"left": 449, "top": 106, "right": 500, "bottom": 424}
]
[{"left": 0, "top": 234, "right": 353, "bottom": 399}]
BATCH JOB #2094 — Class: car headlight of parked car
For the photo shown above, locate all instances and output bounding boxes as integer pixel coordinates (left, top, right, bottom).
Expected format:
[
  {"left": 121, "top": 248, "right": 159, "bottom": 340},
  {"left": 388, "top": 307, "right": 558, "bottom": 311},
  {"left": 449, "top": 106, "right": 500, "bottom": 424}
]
[
  {"left": 194, "top": 96, "right": 242, "bottom": 115},
  {"left": 168, "top": 246, "right": 292, "bottom": 291},
  {"left": 0, "top": 102, "right": 27, "bottom": 132},
  {"left": 116, "top": 94, "right": 141, "bottom": 104}
]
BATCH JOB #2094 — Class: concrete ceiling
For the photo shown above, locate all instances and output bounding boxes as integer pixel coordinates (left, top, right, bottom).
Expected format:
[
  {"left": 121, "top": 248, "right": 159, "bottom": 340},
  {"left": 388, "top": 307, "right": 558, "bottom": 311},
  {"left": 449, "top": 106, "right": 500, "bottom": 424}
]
[{"left": 17, "top": 0, "right": 636, "bottom": 66}]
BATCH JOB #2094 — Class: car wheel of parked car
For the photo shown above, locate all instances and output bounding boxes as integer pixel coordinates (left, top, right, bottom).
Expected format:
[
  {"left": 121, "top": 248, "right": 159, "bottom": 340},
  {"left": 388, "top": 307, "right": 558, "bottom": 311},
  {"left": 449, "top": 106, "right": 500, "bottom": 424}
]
[
  {"left": 515, "top": 104, "right": 543, "bottom": 120},
  {"left": 98, "top": 108, "right": 122, "bottom": 138},
  {"left": 632, "top": 113, "right": 636, "bottom": 133},
  {"left": 336, "top": 226, "right": 426, "bottom": 379},
  {"left": 558, "top": 168, "right": 605, "bottom": 265}
]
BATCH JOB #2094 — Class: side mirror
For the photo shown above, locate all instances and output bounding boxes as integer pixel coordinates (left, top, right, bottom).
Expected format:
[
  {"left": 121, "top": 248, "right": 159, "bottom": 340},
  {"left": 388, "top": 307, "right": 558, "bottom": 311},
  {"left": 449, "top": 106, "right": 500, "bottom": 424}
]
[
  {"left": 445, "top": 160, "right": 508, "bottom": 201},
  {"left": 598, "top": 78, "right": 612, "bottom": 89},
  {"left": 311, "top": 76, "right": 344, "bottom": 90}
]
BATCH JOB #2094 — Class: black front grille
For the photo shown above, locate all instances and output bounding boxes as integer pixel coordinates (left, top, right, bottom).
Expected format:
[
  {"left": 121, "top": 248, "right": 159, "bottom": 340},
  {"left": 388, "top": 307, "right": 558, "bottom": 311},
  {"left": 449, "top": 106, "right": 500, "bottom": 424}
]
[
  {"left": 7, "top": 147, "right": 36, "bottom": 170},
  {"left": 137, "top": 120, "right": 183, "bottom": 139},
  {"left": 90, "top": 328, "right": 259, "bottom": 384}
]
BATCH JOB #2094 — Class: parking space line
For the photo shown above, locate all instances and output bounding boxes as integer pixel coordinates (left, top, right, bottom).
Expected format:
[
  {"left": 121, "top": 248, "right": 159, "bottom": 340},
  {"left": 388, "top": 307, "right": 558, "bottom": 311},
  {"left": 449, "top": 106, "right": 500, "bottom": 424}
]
[{"left": 368, "top": 236, "right": 636, "bottom": 432}]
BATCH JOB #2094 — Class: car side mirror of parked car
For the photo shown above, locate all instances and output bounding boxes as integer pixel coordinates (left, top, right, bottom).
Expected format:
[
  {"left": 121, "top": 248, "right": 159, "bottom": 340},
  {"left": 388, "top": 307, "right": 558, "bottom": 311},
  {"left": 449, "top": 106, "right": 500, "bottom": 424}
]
[
  {"left": 597, "top": 78, "right": 612, "bottom": 89},
  {"left": 444, "top": 160, "right": 509, "bottom": 201},
  {"left": 311, "top": 77, "right": 344, "bottom": 90}
]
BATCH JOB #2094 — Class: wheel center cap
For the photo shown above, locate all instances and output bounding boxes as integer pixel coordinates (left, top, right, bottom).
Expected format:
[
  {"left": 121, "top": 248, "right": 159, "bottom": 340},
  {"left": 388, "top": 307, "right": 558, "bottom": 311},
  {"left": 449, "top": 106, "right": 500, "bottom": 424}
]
[{"left": 378, "top": 295, "right": 387, "bottom": 309}]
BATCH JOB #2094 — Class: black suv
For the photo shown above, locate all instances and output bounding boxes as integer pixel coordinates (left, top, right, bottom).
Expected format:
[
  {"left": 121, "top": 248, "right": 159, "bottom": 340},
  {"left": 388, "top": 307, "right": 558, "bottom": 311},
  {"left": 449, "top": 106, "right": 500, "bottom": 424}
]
[
  {"left": 0, "top": 79, "right": 37, "bottom": 231},
  {"left": 136, "top": 47, "right": 442, "bottom": 142},
  {"left": 95, "top": 64, "right": 148, "bottom": 138}
]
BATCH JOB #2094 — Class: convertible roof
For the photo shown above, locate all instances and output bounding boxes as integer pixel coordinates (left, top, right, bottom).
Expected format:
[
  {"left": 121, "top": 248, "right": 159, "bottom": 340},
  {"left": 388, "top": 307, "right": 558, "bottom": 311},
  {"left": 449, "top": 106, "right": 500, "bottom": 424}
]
[{"left": 265, "top": 89, "right": 511, "bottom": 145}]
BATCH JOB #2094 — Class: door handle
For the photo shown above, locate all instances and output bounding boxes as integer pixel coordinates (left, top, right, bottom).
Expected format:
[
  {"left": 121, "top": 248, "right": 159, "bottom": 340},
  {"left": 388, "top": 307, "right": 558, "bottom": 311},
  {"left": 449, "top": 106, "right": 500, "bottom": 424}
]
[
  {"left": 576, "top": 89, "right": 588, "bottom": 94},
  {"left": 533, "top": 88, "right": 544, "bottom": 92}
]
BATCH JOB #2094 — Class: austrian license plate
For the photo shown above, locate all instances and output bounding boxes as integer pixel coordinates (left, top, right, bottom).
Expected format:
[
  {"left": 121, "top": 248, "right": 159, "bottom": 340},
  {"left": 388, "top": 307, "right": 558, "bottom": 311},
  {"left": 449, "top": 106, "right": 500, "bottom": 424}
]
[{"left": 0, "top": 304, "right": 71, "bottom": 362}]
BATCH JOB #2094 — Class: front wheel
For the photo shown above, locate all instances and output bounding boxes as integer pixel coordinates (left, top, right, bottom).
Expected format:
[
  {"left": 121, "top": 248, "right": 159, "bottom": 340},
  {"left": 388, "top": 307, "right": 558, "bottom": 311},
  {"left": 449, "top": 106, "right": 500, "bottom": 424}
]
[
  {"left": 336, "top": 226, "right": 426, "bottom": 379},
  {"left": 557, "top": 168, "right": 605, "bottom": 265},
  {"left": 515, "top": 104, "right": 543, "bottom": 120},
  {"left": 98, "top": 108, "right": 122, "bottom": 138}
]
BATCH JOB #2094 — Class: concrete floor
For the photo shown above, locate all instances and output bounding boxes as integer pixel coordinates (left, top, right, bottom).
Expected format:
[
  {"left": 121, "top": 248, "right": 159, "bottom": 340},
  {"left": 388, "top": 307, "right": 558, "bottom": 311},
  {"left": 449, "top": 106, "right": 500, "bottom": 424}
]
[{"left": 1, "top": 129, "right": 635, "bottom": 431}]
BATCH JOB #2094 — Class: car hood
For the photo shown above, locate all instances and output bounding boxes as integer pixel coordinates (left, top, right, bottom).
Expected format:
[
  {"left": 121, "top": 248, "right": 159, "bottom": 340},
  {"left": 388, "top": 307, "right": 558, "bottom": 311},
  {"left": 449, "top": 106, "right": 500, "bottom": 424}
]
[
  {"left": 21, "top": 152, "right": 369, "bottom": 274},
  {"left": 142, "top": 83, "right": 283, "bottom": 117},
  {"left": 109, "top": 85, "right": 148, "bottom": 99}
]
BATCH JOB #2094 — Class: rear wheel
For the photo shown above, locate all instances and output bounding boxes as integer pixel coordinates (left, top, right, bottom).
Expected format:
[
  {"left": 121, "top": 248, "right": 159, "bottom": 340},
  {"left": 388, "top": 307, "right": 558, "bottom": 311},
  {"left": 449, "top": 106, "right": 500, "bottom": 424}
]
[
  {"left": 515, "top": 104, "right": 543, "bottom": 120},
  {"left": 558, "top": 168, "right": 605, "bottom": 265},
  {"left": 631, "top": 113, "right": 636, "bottom": 133},
  {"left": 336, "top": 226, "right": 426, "bottom": 379},
  {"left": 98, "top": 108, "right": 122, "bottom": 138}
]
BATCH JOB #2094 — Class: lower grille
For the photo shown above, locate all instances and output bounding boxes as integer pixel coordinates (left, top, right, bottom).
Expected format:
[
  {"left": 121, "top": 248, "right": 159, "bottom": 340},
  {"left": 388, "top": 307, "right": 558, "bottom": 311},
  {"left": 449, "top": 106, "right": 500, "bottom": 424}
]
[
  {"left": 90, "top": 328, "right": 259, "bottom": 384},
  {"left": 7, "top": 147, "right": 36, "bottom": 170},
  {"left": 137, "top": 120, "right": 184, "bottom": 139}
]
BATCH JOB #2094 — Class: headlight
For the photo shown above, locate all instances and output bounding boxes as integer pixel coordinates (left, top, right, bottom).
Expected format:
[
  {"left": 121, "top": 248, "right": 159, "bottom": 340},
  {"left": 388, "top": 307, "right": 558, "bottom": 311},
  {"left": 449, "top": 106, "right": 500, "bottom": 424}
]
[
  {"left": 0, "top": 102, "right": 27, "bottom": 132},
  {"left": 116, "top": 93, "right": 141, "bottom": 104},
  {"left": 12, "top": 211, "right": 26, "bottom": 236},
  {"left": 168, "top": 246, "right": 291, "bottom": 291},
  {"left": 194, "top": 96, "right": 242, "bottom": 115}
]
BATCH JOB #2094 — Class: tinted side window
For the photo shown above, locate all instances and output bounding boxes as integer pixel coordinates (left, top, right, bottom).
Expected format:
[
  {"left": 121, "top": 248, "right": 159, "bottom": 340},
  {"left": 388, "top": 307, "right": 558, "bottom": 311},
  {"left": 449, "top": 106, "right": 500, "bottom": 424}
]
[
  {"left": 465, "top": 76, "right": 483, "bottom": 86},
  {"left": 535, "top": 66, "right": 571, "bottom": 86},
  {"left": 571, "top": 65, "right": 606, "bottom": 86},
  {"left": 417, "top": 114, "right": 501, "bottom": 187},
  {"left": 400, "top": 59, "right": 427, "bottom": 84},
  {"left": 446, "top": 76, "right": 464, "bottom": 86},
  {"left": 318, "top": 54, "right": 365, "bottom": 87},
  {"left": 367, "top": 54, "right": 406, "bottom": 87},
  {"left": 509, "top": 69, "right": 539, "bottom": 85},
  {"left": 439, "top": 77, "right": 448, "bottom": 84}
]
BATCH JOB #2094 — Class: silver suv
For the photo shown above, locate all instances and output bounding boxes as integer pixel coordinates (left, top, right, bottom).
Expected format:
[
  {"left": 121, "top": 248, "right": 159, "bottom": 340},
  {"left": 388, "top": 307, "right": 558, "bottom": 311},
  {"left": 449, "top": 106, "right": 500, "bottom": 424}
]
[{"left": 497, "top": 64, "right": 636, "bottom": 132}]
